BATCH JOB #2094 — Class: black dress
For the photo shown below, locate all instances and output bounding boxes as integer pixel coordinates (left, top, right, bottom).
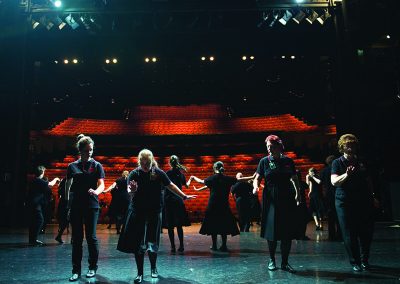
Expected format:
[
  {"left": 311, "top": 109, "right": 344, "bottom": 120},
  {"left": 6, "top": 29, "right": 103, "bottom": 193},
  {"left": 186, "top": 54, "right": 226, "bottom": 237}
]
[
  {"left": 117, "top": 167, "right": 171, "bottom": 254},
  {"left": 256, "top": 155, "right": 298, "bottom": 241},
  {"left": 199, "top": 174, "right": 239, "bottom": 236},
  {"left": 231, "top": 181, "right": 252, "bottom": 231},
  {"left": 309, "top": 177, "right": 324, "bottom": 219},
  {"left": 112, "top": 177, "right": 131, "bottom": 221},
  {"left": 164, "top": 168, "right": 191, "bottom": 228}
]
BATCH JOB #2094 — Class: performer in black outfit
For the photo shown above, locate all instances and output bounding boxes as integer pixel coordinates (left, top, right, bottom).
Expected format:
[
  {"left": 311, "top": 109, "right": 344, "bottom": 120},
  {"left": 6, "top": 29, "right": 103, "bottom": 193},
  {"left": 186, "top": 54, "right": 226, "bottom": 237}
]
[
  {"left": 321, "top": 155, "right": 341, "bottom": 241},
  {"left": 306, "top": 168, "right": 324, "bottom": 231},
  {"left": 189, "top": 161, "right": 240, "bottom": 251},
  {"left": 65, "top": 135, "right": 105, "bottom": 281},
  {"left": 231, "top": 173, "right": 254, "bottom": 232},
  {"left": 164, "top": 155, "right": 191, "bottom": 253},
  {"left": 253, "top": 135, "right": 301, "bottom": 273},
  {"left": 27, "top": 165, "right": 59, "bottom": 245},
  {"left": 55, "top": 177, "right": 70, "bottom": 243},
  {"left": 331, "top": 134, "right": 377, "bottom": 272},
  {"left": 103, "top": 170, "right": 130, "bottom": 234},
  {"left": 117, "top": 149, "right": 195, "bottom": 284},
  {"left": 295, "top": 170, "right": 311, "bottom": 241}
]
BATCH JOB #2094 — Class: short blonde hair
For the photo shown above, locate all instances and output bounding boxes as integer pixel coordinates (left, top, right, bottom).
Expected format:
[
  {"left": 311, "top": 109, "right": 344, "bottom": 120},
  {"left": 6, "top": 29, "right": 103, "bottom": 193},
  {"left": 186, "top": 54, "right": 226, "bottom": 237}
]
[
  {"left": 122, "top": 170, "right": 129, "bottom": 177},
  {"left": 338, "top": 134, "right": 359, "bottom": 154},
  {"left": 137, "top": 149, "right": 158, "bottom": 168}
]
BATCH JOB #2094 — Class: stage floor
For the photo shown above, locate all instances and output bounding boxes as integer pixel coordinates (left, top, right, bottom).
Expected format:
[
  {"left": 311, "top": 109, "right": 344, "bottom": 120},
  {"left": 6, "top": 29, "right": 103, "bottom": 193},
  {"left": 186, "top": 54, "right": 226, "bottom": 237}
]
[{"left": 0, "top": 222, "right": 399, "bottom": 283}]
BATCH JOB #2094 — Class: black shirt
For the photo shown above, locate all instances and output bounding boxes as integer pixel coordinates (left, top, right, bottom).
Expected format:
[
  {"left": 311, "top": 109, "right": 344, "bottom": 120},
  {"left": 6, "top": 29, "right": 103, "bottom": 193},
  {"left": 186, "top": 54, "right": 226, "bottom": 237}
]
[
  {"left": 28, "top": 177, "right": 51, "bottom": 207},
  {"left": 128, "top": 167, "right": 171, "bottom": 213},
  {"left": 165, "top": 168, "right": 187, "bottom": 201},
  {"left": 256, "top": 155, "right": 296, "bottom": 187},
  {"left": 204, "top": 174, "right": 237, "bottom": 209},
  {"left": 231, "top": 181, "right": 253, "bottom": 199},
  {"left": 331, "top": 155, "right": 370, "bottom": 200},
  {"left": 67, "top": 158, "right": 105, "bottom": 209},
  {"left": 114, "top": 176, "right": 130, "bottom": 201}
]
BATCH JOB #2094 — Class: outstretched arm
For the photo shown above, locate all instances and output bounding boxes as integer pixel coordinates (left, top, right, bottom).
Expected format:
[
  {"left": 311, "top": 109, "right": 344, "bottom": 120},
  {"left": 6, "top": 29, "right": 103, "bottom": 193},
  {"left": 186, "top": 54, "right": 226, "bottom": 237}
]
[
  {"left": 48, "top": 177, "right": 60, "bottom": 187},
  {"left": 237, "top": 172, "right": 256, "bottom": 181},
  {"left": 103, "top": 182, "right": 116, "bottom": 193},
  {"left": 88, "top": 179, "right": 105, "bottom": 196},
  {"left": 189, "top": 175, "right": 205, "bottom": 184},
  {"left": 167, "top": 182, "right": 196, "bottom": 200},
  {"left": 193, "top": 185, "right": 208, "bottom": 191}
]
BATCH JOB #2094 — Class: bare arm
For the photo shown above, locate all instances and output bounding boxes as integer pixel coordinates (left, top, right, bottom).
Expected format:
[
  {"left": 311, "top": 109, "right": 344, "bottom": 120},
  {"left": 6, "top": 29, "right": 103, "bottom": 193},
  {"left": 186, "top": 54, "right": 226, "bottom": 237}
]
[
  {"left": 48, "top": 177, "right": 60, "bottom": 187},
  {"left": 290, "top": 174, "right": 301, "bottom": 204},
  {"left": 193, "top": 185, "right": 208, "bottom": 191},
  {"left": 190, "top": 175, "right": 205, "bottom": 184},
  {"left": 88, "top": 179, "right": 105, "bottom": 196},
  {"left": 167, "top": 182, "right": 196, "bottom": 199},
  {"left": 310, "top": 175, "right": 321, "bottom": 184},
  {"left": 65, "top": 178, "right": 73, "bottom": 201},
  {"left": 103, "top": 182, "right": 116, "bottom": 193},
  {"left": 237, "top": 172, "right": 256, "bottom": 181},
  {"left": 331, "top": 166, "right": 355, "bottom": 187},
  {"left": 253, "top": 173, "right": 262, "bottom": 194}
]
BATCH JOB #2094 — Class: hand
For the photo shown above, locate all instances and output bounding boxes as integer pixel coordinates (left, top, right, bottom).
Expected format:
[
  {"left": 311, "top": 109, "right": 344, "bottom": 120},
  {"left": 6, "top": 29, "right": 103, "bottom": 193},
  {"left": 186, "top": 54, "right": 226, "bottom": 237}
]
[
  {"left": 253, "top": 187, "right": 259, "bottom": 195},
  {"left": 128, "top": 180, "right": 138, "bottom": 193},
  {"left": 346, "top": 166, "right": 356, "bottom": 176},
  {"left": 88, "top": 188, "right": 98, "bottom": 196},
  {"left": 295, "top": 194, "right": 301, "bottom": 206},
  {"left": 184, "top": 195, "right": 197, "bottom": 200}
]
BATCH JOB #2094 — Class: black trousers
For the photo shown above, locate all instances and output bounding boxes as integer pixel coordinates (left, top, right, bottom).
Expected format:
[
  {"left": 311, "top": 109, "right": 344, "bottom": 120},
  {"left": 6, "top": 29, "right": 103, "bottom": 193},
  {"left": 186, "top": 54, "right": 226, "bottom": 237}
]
[
  {"left": 29, "top": 204, "right": 44, "bottom": 242},
  {"left": 335, "top": 197, "right": 374, "bottom": 265},
  {"left": 70, "top": 207, "right": 99, "bottom": 274},
  {"left": 236, "top": 198, "right": 251, "bottom": 232},
  {"left": 327, "top": 204, "right": 341, "bottom": 240}
]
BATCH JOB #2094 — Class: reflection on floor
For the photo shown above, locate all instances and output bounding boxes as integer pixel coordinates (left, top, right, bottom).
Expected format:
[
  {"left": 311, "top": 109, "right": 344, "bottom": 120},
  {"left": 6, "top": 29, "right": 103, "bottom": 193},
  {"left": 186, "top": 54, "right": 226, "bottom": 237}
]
[{"left": 0, "top": 222, "right": 399, "bottom": 283}]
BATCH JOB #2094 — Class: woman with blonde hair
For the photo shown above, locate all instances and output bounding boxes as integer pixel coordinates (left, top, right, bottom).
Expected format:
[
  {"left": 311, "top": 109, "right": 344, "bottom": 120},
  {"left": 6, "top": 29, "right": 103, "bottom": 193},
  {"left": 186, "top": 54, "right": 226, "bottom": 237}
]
[{"left": 117, "top": 149, "right": 196, "bottom": 283}]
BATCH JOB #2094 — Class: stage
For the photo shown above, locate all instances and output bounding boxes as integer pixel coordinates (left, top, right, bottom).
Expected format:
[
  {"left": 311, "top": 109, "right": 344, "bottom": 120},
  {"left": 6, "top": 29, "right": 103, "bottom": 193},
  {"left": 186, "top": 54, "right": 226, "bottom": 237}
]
[{"left": 0, "top": 222, "right": 399, "bottom": 283}]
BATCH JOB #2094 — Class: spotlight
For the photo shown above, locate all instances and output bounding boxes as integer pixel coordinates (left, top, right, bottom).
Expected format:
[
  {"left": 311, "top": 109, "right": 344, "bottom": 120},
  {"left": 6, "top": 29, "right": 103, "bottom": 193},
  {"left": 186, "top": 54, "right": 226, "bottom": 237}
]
[
  {"left": 201, "top": 56, "right": 206, "bottom": 61},
  {"left": 105, "top": 59, "right": 110, "bottom": 64},
  {"left": 281, "top": 55, "right": 286, "bottom": 59},
  {"left": 209, "top": 56, "right": 215, "bottom": 61},
  {"left": 145, "top": 58, "right": 150, "bottom": 62},
  {"left": 279, "top": 10, "right": 293, "bottom": 25},
  {"left": 64, "top": 59, "right": 69, "bottom": 64},
  {"left": 242, "top": 56, "right": 247, "bottom": 61},
  {"left": 152, "top": 57, "right": 157, "bottom": 62},
  {"left": 257, "top": 12, "right": 269, "bottom": 28},
  {"left": 73, "top": 59, "right": 78, "bottom": 64},
  {"left": 290, "top": 55, "right": 296, "bottom": 59},
  {"left": 54, "top": 16, "right": 66, "bottom": 29},
  {"left": 295, "top": 0, "right": 304, "bottom": 2},
  {"left": 53, "top": 0, "right": 62, "bottom": 8},
  {"left": 112, "top": 58, "right": 118, "bottom": 63},
  {"left": 269, "top": 12, "right": 279, "bottom": 27},
  {"left": 386, "top": 35, "right": 391, "bottom": 39},
  {"left": 250, "top": 56, "right": 255, "bottom": 60},
  {"left": 306, "top": 10, "right": 319, "bottom": 24},
  {"left": 54, "top": 60, "right": 58, "bottom": 64},
  {"left": 317, "top": 9, "right": 331, "bottom": 25},
  {"left": 65, "top": 14, "right": 79, "bottom": 29},
  {"left": 293, "top": 11, "right": 306, "bottom": 24},
  {"left": 31, "top": 19, "right": 40, "bottom": 29},
  {"left": 41, "top": 17, "right": 54, "bottom": 30}
]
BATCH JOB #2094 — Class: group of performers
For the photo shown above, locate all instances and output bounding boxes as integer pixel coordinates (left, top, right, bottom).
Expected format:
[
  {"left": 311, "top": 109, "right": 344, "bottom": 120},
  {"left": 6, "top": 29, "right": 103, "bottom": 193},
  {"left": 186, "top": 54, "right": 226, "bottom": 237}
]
[{"left": 27, "top": 133, "right": 378, "bottom": 282}]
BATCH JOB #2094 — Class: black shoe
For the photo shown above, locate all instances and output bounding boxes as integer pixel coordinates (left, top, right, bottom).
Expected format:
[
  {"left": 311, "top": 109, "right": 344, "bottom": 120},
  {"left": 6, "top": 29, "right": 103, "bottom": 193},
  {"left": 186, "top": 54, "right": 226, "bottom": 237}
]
[
  {"left": 86, "top": 269, "right": 96, "bottom": 278},
  {"left": 171, "top": 247, "right": 176, "bottom": 253},
  {"left": 134, "top": 274, "right": 143, "bottom": 283},
  {"left": 281, "top": 263, "right": 296, "bottom": 273},
  {"left": 55, "top": 236, "right": 64, "bottom": 244},
  {"left": 361, "top": 261, "right": 370, "bottom": 271},
  {"left": 177, "top": 246, "right": 184, "bottom": 253},
  {"left": 219, "top": 245, "right": 228, "bottom": 252},
  {"left": 29, "top": 240, "right": 44, "bottom": 246},
  {"left": 151, "top": 268, "right": 158, "bottom": 278},
  {"left": 352, "top": 264, "right": 362, "bottom": 272},
  {"left": 210, "top": 245, "right": 218, "bottom": 251},
  {"left": 69, "top": 273, "right": 80, "bottom": 282},
  {"left": 268, "top": 259, "right": 277, "bottom": 271}
]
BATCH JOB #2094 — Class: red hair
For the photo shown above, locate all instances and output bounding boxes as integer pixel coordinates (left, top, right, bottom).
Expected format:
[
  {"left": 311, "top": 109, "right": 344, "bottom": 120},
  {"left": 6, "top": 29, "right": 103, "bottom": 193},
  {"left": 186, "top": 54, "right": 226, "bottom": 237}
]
[{"left": 265, "top": 134, "right": 284, "bottom": 151}]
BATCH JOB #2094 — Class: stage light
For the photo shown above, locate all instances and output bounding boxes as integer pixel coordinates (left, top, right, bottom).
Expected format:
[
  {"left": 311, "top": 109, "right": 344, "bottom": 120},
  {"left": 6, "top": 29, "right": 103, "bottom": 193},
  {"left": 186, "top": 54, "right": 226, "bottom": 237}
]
[
  {"left": 257, "top": 12, "right": 269, "bottom": 28},
  {"left": 54, "top": 60, "right": 58, "bottom": 64},
  {"left": 65, "top": 14, "right": 79, "bottom": 29},
  {"left": 112, "top": 58, "right": 118, "bottom": 63},
  {"left": 281, "top": 55, "right": 286, "bottom": 59},
  {"left": 105, "top": 59, "right": 110, "bottom": 64},
  {"left": 269, "top": 12, "right": 279, "bottom": 27},
  {"left": 64, "top": 59, "right": 69, "bottom": 64},
  {"left": 32, "top": 19, "right": 40, "bottom": 29},
  {"left": 54, "top": 16, "right": 66, "bottom": 29},
  {"left": 306, "top": 10, "right": 319, "bottom": 24},
  {"left": 293, "top": 10, "right": 306, "bottom": 24},
  {"left": 290, "top": 55, "right": 296, "bottom": 59},
  {"left": 250, "top": 56, "right": 255, "bottom": 60},
  {"left": 279, "top": 10, "right": 293, "bottom": 25},
  {"left": 317, "top": 9, "right": 331, "bottom": 25},
  {"left": 386, "top": 35, "right": 391, "bottom": 39},
  {"left": 54, "top": 0, "right": 62, "bottom": 8},
  {"left": 73, "top": 59, "right": 78, "bottom": 64},
  {"left": 152, "top": 57, "right": 157, "bottom": 62},
  {"left": 201, "top": 56, "right": 206, "bottom": 61},
  {"left": 242, "top": 56, "right": 247, "bottom": 61},
  {"left": 145, "top": 58, "right": 150, "bottom": 62},
  {"left": 209, "top": 56, "right": 215, "bottom": 61},
  {"left": 295, "top": 0, "right": 304, "bottom": 3}
]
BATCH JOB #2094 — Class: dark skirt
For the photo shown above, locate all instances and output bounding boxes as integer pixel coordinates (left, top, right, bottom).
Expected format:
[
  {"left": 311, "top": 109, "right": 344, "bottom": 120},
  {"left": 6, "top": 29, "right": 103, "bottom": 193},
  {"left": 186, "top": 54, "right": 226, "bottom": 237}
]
[
  {"left": 199, "top": 205, "right": 240, "bottom": 236},
  {"left": 261, "top": 184, "right": 298, "bottom": 241},
  {"left": 117, "top": 206, "right": 162, "bottom": 254},
  {"left": 163, "top": 198, "right": 191, "bottom": 228},
  {"left": 309, "top": 195, "right": 324, "bottom": 219}
]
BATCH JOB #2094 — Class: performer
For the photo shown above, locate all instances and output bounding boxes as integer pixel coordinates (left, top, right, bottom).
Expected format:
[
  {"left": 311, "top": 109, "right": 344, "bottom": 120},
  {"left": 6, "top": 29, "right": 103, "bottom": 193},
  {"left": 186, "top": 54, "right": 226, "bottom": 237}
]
[
  {"left": 164, "top": 155, "right": 191, "bottom": 253},
  {"left": 306, "top": 168, "right": 324, "bottom": 231},
  {"left": 65, "top": 135, "right": 105, "bottom": 281},
  {"left": 253, "top": 134, "right": 301, "bottom": 273},
  {"left": 331, "top": 134, "right": 377, "bottom": 272},
  {"left": 103, "top": 170, "right": 130, "bottom": 234},
  {"left": 117, "top": 149, "right": 195, "bottom": 284},
  {"left": 55, "top": 177, "right": 69, "bottom": 243},
  {"left": 189, "top": 161, "right": 240, "bottom": 251},
  {"left": 231, "top": 173, "right": 254, "bottom": 232},
  {"left": 27, "top": 165, "right": 59, "bottom": 245}
]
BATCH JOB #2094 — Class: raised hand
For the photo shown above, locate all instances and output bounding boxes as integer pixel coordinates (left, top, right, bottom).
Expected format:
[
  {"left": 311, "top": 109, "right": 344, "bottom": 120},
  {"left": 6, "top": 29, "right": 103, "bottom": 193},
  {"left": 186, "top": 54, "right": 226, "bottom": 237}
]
[{"left": 128, "top": 180, "right": 138, "bottom": 193}]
